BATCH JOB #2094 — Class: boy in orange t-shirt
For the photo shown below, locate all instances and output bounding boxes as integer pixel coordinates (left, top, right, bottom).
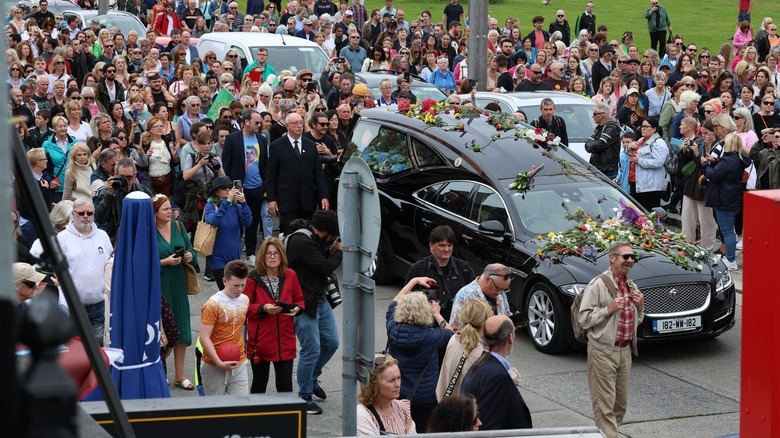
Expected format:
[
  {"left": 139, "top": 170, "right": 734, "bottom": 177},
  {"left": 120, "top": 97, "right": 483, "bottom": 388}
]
[{"left": 200, "top": 260, "right": 251, "bottom": 395}]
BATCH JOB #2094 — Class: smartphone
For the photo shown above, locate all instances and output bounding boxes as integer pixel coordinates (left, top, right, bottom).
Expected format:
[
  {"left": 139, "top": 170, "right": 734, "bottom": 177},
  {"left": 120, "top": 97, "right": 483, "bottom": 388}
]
[
  {"left": 335, "top": 57, "right": 345, "bottom": 64},
  {"left": 468, "top": 78, "right": 477, "bottom": 88},
  {"left": 422, "top": 284, "right": 440, "bottom": 301},
  {"left": 232, "top": 180, "right": 242, "bottom": 191},
  {"left": 276, "top": 301, "right": 297, "bottom": 313},
  {"left": 403, "top": 72, "right": 411, "bottom": 82},
  {"left": 306, "top": 82, "right": 317, "bottom": 93},
  {"left": 131, "top": 108, "right": 138, "bottom": 121},
  {"left": 174, "top": 246, "right": 184, "bottom": 258}
]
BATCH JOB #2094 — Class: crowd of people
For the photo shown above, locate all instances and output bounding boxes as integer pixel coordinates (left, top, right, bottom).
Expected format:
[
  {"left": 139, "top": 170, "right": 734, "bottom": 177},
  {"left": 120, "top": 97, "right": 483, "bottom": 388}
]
[{"left": 8, "top": 0, "right": 780, "bottom": 435}]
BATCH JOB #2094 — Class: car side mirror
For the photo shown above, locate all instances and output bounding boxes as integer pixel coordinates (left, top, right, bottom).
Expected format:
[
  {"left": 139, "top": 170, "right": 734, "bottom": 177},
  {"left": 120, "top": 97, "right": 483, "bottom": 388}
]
[{"left": 478, "top": 220, "right": 505, "bottom": 236}]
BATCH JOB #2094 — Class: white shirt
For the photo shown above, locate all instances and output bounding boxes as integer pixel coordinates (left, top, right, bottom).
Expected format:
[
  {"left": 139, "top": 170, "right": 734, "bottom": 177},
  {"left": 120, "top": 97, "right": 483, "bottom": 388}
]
[{"left": 287, "top": 134, "right": 303, "bottom": 154}]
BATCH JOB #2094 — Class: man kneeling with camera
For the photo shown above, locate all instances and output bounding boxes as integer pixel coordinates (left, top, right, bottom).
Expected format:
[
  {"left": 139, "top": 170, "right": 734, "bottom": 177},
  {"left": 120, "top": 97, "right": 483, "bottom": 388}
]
[
  {"left": 95, "top": 157, "right": 151, "bottom": 241},
  {"left": 285, "top": 210, "right": 343, "bottom": 415}
]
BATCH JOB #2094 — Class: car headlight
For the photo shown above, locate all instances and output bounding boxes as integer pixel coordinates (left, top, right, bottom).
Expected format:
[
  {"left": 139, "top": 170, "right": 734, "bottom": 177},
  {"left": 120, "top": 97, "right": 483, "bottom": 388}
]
[
  {"left": 561, "top": 283, "right": 589, "bottom": 297},
  {"left": 715, "top": 270, "right": 733, "bottom": 293}
]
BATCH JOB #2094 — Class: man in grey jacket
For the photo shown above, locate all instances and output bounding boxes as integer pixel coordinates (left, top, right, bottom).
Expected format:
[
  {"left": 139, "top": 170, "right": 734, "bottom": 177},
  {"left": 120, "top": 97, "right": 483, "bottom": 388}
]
[
  {"left": 578, "top": 241, "right": 644, "bottom": 438},
  {"left": 585, "top": 103, "right": 622, "bottom": 179}
]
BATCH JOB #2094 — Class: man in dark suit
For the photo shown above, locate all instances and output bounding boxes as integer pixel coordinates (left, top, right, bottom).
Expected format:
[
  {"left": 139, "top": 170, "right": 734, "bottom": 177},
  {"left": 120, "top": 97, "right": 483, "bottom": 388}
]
[
  {"left": 266, "top": 113, "right": 330, "bottom": 235},
  {"left": 461, "top": 315, "right": 533, "bottom": 431},
  {"left": 221, "top": 109, "right": 269, "bottom": 265}
]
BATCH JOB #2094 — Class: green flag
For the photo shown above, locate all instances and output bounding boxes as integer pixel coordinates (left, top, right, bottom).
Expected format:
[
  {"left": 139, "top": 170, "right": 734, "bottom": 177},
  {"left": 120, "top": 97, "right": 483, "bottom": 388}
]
[{"left": 207, "top": 88, "right": 237, "bottom": 121}]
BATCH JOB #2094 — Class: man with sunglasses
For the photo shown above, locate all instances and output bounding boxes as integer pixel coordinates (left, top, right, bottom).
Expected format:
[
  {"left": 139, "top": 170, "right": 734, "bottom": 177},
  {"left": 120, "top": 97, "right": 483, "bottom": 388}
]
[
  {"left": 449, "top": 264, "right": 513, "bottom": 329},
  {"left": 56, "top": 197, "right": 113, "bottom": 345},
  {"left": 577, "top": 241, "right": 644, "bottom": 438}
]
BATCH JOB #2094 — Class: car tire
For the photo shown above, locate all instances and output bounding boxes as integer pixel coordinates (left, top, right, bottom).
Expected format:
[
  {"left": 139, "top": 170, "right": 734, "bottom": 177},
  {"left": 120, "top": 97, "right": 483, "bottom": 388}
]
[{"left": 525, "top": 282, "right": 570, "bottom": 354}]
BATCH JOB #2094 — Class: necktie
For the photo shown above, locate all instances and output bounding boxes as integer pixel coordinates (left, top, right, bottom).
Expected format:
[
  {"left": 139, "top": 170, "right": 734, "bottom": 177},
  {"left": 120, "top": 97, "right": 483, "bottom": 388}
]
[{"left": 294, "top": 140, "right": 300, "bottom": 158}]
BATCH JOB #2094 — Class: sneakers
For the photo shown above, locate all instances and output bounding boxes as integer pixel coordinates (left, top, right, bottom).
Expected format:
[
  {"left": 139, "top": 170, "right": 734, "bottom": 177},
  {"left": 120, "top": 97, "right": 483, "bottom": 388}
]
[
  {"left": 203, "top": 269, "right": 215, "bottom": 282},
  {"left": 736, "top": 240, "right": 743, "bottom": 250},
  {"left": 306, "top": 400, "right": 323, "bottom": 415},
  {"left": 247, "top": 255, "right": 256, "bottom": 267},
  {"left": 723, "top": 259, "right": 738, "bottom": 271},
  {"left": 313, "top": 381, "right": 327, "bottom": 400}
]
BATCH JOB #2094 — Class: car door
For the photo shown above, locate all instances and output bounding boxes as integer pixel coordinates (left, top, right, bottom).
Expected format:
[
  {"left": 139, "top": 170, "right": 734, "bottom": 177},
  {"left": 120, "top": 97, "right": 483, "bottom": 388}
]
[
  {"left": 414, "top": 180, "right": 477, "bottom": 261},
  {"left": 474, "top": 95, "right": 514, "bottom": 114}
]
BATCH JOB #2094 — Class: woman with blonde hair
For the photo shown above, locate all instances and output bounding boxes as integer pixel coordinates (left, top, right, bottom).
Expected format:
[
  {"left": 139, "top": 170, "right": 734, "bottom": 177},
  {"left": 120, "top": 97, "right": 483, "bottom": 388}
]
[
  {"left": 357, "top": 354, "right": 415, "bottom": 435},
  {"left": 591, "top": 78, "right": 618, "bottom": 117},
  {"left": 112, "top": 55, "right": 130, "bottom": 89},
  {"left": 436, "top": 299, "right": 492, "bottom": 401},
  {"left": 142, "top": 116, "right": 179, "bottom": 196},
  {"left": 62, "top": 143, "right": 95, "bottom": 201},
  {"left": 387, "top": 276, "right": 453, "bottom": 432}
]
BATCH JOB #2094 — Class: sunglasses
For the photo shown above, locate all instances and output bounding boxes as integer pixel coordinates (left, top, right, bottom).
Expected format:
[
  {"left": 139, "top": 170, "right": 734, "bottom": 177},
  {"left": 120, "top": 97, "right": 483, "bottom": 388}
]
[
  {"left": 374, "top": 355, "right": 387, "bottom": 366},
  {"left": 491, "top": 273, "right": 513, "bottom": 281},
  {"left": 315, "top": 107, "right": 325, "bottom": 111},
  {"left": 75, "top": 210, "right": 95, "bottom": 216},
  {"left": 104, "top": 45, "right": 114, "bottom": 48},
  {"left": 317, "top": 122, "right": 329, "bottom": 127},
  {"left": 224, "top": 67, "right": 233, "bottom": 71},
  {"left": 764, "top": 101, "right": 776, "bottom": 105},
  {"left": 117, "top": 135, "right": 127, "bottom": 140},
  {"left": 10, "top": 68, "right": 20, "bottom": 71},
  {"left": 733, "top": 116, "right": 743, "bottom": 120},
  {"left": 530, "top": 70, "right": 542, "bottom": 75},
  {"left": 71, "top": 96, "right": 82, "bottom": 100},
  {"left": 618, "top": 253, "right": 637, "bottom": 261}
]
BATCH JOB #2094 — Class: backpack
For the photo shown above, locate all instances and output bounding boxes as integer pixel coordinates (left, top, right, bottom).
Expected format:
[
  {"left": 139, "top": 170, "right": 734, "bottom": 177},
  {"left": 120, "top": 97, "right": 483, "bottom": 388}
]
[
  {"left": 662, "top": 138, "right": 678, "bottom": 175},
  {"left": 571, "top": 273, "right": 619, "bottom": 343},
  {"left": 283, "top": 227, "right": 314, "bottom": 252}
]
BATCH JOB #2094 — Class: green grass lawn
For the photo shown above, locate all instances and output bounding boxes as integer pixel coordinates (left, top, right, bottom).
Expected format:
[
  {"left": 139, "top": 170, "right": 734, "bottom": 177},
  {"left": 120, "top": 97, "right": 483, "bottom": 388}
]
[{"left": 238, "top": 0, "right": 776, "bottom": 56}]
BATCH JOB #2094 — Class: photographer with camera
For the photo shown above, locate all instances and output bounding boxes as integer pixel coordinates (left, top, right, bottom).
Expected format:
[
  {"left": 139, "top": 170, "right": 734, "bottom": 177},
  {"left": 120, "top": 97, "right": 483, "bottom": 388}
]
[
  {"left": 285, "top": 210, "right": 343, "bottom": 415},
  {"left": 94, "top": 158, "right": 151, "bottom": 241}
]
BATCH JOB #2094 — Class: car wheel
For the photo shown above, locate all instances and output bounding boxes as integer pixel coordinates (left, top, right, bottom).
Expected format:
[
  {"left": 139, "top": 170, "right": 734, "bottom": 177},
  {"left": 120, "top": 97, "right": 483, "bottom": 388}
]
[
  {"left": 525, "top": 282, "right": 569, "bottom": 354},
  {"left": 366, "top": 234, "right": 393, "bottom": 285}
]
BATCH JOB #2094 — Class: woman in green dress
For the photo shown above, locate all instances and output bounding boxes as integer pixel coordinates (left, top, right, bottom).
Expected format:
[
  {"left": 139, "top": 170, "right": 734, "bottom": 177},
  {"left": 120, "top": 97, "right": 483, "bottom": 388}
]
[{"left": 153, "top": 194, "right": 197, "bottom": 390}]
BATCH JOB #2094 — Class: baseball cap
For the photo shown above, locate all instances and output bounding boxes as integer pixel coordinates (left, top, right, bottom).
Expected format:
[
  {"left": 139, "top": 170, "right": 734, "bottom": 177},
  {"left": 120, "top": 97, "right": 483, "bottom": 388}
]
[
  {"left": 344, "top": 10, "right": 353, "bottom": 16},
  {"left": 14, "top": 263, "right": 45, "bottom": 284},
  {"left": 91, "top": 17, "right": 100, "bottom": 26},
  {"left": 626, "top": 87, "right": 640, "bottom": 96}
]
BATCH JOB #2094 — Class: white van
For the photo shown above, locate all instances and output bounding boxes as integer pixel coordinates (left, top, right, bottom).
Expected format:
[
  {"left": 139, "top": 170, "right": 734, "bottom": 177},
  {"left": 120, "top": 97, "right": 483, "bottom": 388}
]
[{"left": 197, "top": 33, "right": 330, "bottom": 76}]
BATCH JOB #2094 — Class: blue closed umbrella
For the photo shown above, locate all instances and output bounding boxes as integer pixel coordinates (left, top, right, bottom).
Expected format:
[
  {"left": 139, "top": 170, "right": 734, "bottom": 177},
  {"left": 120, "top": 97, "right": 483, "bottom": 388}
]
[{"left": 107, "top": 192, "right": 170, "bottom": 399}]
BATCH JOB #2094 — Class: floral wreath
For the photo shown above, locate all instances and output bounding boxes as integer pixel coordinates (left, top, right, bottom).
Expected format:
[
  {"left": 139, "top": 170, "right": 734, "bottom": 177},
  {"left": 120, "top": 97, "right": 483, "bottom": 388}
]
[{"left": 534, "top": 199, "right": 713, "bottom": 271}]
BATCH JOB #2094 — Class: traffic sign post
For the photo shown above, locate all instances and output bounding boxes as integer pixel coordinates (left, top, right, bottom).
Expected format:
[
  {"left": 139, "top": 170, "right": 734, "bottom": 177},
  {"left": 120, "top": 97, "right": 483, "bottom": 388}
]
[{"left": 337, "top": 158, "right": 381, "bottom": 437}]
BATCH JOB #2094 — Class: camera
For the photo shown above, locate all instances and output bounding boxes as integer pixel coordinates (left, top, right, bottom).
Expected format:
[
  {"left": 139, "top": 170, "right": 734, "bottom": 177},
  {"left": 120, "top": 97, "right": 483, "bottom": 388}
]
[
  {"left": 206, "top": 155, "right": 221, "bottom": 171},
  {"left": 418, "top": 283, "right": 440, "bottom": 301},
  {"left": 324, "top": 273, "right": 342, "bottom": 309},
  {"left": 111, "top": 175, "right": 127, "bottom": 189}
]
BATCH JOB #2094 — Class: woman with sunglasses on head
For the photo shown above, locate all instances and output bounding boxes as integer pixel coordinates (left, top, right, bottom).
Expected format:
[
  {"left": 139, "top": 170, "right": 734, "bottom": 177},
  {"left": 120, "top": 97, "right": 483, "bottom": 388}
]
[
  {"left": 357, "top": 354, "right": 416, "bottom": 435},
  {"left": 87, "top": 113, "right": 114, "bottom": 158},
  {"left": 387, "top": 276, "right": 454, "bottom": 432},
  {"left": 627, "top": 117, "right": 669, "bottom": 210}
]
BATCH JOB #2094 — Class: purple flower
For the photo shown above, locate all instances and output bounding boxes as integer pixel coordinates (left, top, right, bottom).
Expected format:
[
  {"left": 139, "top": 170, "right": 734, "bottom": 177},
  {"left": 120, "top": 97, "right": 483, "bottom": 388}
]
[{"left": 618, "top": 198, "right": 642, "bottom": 225}]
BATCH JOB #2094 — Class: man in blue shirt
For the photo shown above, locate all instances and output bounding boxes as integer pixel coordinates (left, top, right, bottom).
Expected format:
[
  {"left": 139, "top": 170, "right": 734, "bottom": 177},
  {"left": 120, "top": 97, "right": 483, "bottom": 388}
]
[{"left": 339, "top": 32, "right": 367, "bottom": 72}]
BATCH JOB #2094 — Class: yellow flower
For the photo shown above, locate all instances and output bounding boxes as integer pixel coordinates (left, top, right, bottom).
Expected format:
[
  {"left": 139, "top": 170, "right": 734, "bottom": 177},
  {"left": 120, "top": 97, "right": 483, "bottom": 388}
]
[
  {"left": 547, "top": 232, "right": 555, "bottom": 238},
  {"left": 454, "top": 113, "right": 461, "bottom": 119},
  {"left": 643, "top": 240, "right": 653, "bottom": 249},
  {"left": 586, "top": 218, "right": 592, "bottom": 223},
  {"left": 536, "top": 235, "right": 543, "bottom": 240},
  {"left": 599, "top": 231, "right": 605, "bottom": 236},
  {"left": 537, "top": 249, "right": 543, "bottom": 256}
]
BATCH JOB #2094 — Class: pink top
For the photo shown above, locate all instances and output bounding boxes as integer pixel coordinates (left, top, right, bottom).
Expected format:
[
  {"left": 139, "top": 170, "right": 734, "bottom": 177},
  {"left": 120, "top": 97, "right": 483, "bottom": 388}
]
[{"left": 356, "top": 400, "right": 416, "bottom": 436}]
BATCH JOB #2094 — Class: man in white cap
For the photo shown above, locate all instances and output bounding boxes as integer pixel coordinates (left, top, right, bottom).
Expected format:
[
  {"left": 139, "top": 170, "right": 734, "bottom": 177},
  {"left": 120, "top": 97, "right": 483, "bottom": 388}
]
[{"left": 295, "top": 18, "right": 316, "bottom": 40}]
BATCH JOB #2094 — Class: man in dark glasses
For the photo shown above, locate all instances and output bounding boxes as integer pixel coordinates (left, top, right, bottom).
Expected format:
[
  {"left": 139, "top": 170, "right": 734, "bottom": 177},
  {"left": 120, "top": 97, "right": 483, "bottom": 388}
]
[
  {"left": 449, "top": 263, "right": 513, "bottom": 329},
  {"left": 405, "top": 225, "right": 474, "bottom": 322},
  {"left": 577, "top": 241, "right": 644, "bottom": 438}
]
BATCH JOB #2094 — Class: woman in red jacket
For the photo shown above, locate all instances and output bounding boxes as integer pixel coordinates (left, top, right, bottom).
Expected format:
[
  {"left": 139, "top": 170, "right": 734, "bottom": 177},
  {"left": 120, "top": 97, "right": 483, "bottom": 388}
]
[
  {"left": 244, "top": 237, "right": 305, "bottom": 393},
  {"left": 154, "top": 2, "right": 183, "bottom": 37}
]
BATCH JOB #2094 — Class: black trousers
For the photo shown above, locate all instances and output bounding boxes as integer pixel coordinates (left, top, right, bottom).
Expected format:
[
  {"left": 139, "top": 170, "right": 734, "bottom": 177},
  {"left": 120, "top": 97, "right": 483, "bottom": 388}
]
[
  {"left": 251, "top": 359, "right": 294, "bottom": 393},
  {"left": 650, "top": 31, "right": 668, "bottom": 58},
  {"left": 244, "top": 186, "right": 264, "bottom": 258},
  {"left": 635, "top": 190, "right": 663, "bottom": 211},
  {"left": 280, "top": 209, "right": 314, "bottom": 235}
]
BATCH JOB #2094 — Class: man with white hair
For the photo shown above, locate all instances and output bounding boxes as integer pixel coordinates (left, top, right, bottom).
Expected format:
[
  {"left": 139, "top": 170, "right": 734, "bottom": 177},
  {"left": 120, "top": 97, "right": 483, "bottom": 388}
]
[
  {"left": 58, "top": 197, "right": 113, "bottom": 344},
  {"left": 549, "top": 9, "right": 571, "bottom": 46},
  {"left": 228, "top": 2, "right": 244, "bottom": 27},
  {"left": 449, "top": 263, "right": 514, "bottom": 329}
]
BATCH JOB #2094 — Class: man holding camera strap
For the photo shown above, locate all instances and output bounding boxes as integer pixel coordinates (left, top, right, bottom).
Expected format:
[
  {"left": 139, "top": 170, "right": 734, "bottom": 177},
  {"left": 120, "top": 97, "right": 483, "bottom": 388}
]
[
  {"left": 95, "top": 158, "right": 151, "bottom": 242},
  {"left": 285, "top": 210, "right": 343, "bottom": 415}
]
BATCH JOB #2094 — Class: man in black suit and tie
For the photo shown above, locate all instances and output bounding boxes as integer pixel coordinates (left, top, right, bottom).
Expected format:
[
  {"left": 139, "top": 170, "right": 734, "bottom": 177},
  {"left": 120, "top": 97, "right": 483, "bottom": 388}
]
[
  {"left": 266, "top": 113, "right": 330, "bottom": 234},
  {"left": 461, "top": 314, "right": 533, "bottom": 431},
  {"left": 221, "top": 109, "right": 269, "bottom": 265}
]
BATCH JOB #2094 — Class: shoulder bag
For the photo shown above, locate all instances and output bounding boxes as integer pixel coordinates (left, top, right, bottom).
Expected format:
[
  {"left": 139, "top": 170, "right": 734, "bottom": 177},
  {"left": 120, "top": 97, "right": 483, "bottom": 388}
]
[
  {"left": 193, "top": 204, "right": 218, "bottom": 256},
  {"left": 174, "top": 222, "right": 201, "bottom": 295}
]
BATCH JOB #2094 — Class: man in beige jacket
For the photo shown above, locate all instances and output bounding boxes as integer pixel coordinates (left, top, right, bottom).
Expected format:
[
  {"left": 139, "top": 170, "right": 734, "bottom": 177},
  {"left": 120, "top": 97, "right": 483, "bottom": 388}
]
[{"left": 578, "top": 241, "right": 644, "bottom": 438}]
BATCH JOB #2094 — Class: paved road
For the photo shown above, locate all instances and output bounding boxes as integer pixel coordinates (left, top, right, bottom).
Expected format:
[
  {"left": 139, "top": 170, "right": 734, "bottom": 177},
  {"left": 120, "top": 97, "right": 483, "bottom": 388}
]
[{"left": 167, "top": 249, "right": 744, "bottom": 438}]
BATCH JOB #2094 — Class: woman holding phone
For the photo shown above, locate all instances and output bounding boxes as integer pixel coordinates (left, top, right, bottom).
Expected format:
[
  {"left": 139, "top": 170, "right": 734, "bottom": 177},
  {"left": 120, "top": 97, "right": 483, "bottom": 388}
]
[
  {"left": 204, "top": 176, "right": 252, "bottom": 290},
  {"left": 244, "top": 237, "right": 304, "bottom": 394}
]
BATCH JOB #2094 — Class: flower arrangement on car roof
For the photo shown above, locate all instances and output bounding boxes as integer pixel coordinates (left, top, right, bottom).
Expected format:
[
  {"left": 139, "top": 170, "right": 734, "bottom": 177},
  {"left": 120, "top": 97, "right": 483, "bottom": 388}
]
[{"left": 534, "top": 199, "right": 713, "bottom": 271}]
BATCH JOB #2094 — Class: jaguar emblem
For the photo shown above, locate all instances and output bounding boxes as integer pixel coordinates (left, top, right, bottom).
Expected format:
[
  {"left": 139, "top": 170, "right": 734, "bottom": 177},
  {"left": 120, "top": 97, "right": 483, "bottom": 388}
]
[{"left": 669, "top": 288, "right": 679, "bottom": 300}]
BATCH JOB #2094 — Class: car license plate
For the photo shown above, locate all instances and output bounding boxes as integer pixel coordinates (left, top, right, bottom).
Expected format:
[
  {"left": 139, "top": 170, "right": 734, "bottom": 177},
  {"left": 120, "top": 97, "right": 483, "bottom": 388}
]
[{"left": 653, "top": 316, "right": 702, "bottom": 333}]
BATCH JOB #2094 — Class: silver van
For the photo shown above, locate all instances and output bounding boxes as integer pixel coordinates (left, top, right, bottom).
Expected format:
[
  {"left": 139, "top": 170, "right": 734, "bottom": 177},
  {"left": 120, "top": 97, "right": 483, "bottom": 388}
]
[{"left": 197, "top": 33, "right": 330, "bottom": 76}]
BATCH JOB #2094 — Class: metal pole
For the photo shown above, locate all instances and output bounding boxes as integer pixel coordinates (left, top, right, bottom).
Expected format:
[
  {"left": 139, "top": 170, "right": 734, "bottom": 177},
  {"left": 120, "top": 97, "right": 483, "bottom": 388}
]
[
  {"left": 467, "top": 0, "right": 489, "bottom": 91},
  {"left": 340, "top": 170, "right": 359, "bottom": 437},
  {"left": 99, "top": 0, "right": 108, "bottom": 15}
]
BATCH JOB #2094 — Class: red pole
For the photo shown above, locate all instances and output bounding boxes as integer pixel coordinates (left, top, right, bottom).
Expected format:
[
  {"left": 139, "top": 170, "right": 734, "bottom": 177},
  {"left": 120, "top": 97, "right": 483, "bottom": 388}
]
[{"left": 741, "top": 190, "right": 780, "bottom": 437}]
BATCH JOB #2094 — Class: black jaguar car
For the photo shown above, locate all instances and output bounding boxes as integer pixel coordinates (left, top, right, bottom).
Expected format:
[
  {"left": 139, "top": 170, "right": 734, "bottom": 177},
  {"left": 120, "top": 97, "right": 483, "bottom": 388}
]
[{"left": 344, "top": 106, "right": 736, "bottom": 354}]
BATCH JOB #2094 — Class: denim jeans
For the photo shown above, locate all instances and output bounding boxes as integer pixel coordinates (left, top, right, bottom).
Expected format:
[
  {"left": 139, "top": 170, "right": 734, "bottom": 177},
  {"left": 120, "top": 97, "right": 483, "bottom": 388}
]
[
  {"left": 260, "top": 199, "right": 273, "bottom": 240},
  {"left": 85, "top": 301, "right": 106, "bottom": 346},
  {"left": 714, "top": 208, "right": 738, "bottom": 262},
  {"left": 295, "top": 299, "right": 339, "bottom": 399}
]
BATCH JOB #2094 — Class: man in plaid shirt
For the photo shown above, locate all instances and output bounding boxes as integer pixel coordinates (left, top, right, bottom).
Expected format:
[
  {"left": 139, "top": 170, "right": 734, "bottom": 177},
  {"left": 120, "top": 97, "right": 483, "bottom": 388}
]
[{"left": 578, "top": 241, "right": 644, "bottom": 438}]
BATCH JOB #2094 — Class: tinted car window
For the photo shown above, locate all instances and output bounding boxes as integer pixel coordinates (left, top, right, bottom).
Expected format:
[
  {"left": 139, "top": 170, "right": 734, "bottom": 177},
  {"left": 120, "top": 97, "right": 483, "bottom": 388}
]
[
  {"left": 517, "top": 103, "right": 596, "bottom": 143},
  {"left": 416, "top": 183, "right": 444, "bottom": 202},
  {"left": 506, "top": 181, "right": 627, "bottom": 234},
  {"left": 411, "top": 137, "right": 445, "bottom": 168},
  {"left": 471, "top": 184, "right": 509, "bottom": 230},
  {"left": 347, "top": 122, "right": 413, "bottom": 177},
  {"left": 433, "top": 181, "right": 475, "bottom": 217},
  {"left": 248, "top": 46, "right": 328, "bottom": 74}
]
